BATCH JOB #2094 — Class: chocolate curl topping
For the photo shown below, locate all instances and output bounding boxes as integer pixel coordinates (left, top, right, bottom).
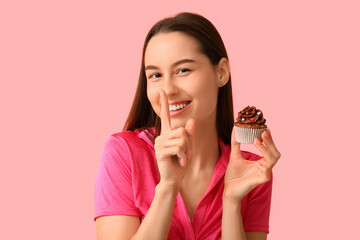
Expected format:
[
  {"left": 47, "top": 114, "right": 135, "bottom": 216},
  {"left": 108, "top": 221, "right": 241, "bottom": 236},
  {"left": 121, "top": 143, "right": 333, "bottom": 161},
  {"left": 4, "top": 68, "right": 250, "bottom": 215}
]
[{"left": 236, "top": 105, "right": 266, "bottom": 125}]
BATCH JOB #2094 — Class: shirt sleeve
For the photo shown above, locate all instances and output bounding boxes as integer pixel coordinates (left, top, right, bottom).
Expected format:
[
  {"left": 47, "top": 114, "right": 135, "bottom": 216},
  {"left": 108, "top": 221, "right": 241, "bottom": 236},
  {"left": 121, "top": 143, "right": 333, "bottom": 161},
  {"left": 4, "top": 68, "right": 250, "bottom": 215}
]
[
  {"left": 243, "top": 153, "right": 273, "bottom": 233},
  {"left": 94, "top": 135, "right": 141, "bottom": 221}
]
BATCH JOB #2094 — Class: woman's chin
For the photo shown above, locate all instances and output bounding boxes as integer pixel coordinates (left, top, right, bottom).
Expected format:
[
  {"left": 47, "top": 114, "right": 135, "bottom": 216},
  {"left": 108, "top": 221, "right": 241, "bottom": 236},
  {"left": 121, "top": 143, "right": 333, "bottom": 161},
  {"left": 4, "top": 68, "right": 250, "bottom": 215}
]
[
  {"left": 169, "top": 120, "right": 186, "bottom": 129},
  {"left": 169, "top": 118, "right": 192, "bottom": 129}
]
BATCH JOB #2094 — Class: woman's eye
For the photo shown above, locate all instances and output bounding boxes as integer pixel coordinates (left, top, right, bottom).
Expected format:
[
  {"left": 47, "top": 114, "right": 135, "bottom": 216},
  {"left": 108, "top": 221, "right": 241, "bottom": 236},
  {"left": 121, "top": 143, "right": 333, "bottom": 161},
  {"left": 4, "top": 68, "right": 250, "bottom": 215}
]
[
  {"left": 148, "top": 73, "right": 161, "bottom": 79},
  {"left": 177, "top": 68, "right": 191, "bottom": 74}
]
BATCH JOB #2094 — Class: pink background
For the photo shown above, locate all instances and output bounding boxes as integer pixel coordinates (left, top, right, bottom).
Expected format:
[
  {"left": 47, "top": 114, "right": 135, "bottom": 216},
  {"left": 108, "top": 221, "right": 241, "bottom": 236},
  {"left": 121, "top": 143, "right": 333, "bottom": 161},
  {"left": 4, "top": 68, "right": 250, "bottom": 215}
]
[{"left": 1, "top": 0, "right": 359, "bottom": 239}]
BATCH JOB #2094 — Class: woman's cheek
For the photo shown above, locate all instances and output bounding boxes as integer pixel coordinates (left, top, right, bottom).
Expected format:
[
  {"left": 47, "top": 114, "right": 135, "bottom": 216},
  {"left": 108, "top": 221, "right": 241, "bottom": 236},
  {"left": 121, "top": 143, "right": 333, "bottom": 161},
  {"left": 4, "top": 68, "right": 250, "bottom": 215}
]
[{"left": 147, "top": 85, "right": 161, "bottom": 115}]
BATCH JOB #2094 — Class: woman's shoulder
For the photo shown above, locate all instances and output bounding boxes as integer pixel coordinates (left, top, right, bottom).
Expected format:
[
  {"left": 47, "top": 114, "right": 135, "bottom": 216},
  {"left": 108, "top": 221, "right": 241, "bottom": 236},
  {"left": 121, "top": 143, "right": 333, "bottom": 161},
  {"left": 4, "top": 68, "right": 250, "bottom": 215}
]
[
  {"left": 99, "top": 128, "right": 155, "bottom": 169},
  {"left": 106, "top": 128, "right": 154, "bottom": 150}
]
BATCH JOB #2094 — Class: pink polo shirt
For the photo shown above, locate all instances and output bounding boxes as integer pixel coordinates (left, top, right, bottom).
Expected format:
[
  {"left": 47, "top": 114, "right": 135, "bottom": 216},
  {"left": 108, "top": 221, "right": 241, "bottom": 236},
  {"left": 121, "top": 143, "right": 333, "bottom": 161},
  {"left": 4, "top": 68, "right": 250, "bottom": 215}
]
[{"left": 94, "top": 129, "right": 273, "bottom": 239}]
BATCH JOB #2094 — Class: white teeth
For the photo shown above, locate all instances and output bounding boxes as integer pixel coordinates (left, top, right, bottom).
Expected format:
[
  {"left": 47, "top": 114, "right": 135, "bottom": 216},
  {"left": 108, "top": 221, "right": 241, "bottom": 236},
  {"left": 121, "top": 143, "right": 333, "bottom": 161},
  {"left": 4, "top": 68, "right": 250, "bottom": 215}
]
[{"left": 169, "top": 102, "right": 188, "bottom": 112}]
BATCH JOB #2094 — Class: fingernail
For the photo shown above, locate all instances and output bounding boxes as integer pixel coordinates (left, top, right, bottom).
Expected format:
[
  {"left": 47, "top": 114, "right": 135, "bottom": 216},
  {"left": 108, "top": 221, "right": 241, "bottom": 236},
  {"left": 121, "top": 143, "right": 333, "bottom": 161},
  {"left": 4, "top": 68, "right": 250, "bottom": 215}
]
[
  {"left": 160, "top": 89, "right": 166, "bottom": 98},
  {"left": 254, "top": 138, "right": 261, "bottom": 145},
  {"left": 267, "top": 128, "right": 271, "bottom": 136},
  {"left": 188, "top": 150, "right": 192, "bottom": 160},
  {"left": 264, "top": 130, "right": 270, "bottom": 138},
  {"left": 180, "top": 159, "right": 185, "bottom": 167}
]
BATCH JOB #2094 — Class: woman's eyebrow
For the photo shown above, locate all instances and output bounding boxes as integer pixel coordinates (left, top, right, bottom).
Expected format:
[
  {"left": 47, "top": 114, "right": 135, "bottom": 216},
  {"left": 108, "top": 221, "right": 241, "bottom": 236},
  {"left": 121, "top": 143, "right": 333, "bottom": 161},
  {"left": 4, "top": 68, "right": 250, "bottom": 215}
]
[{"left": 145, "top": 59, "right": 196, "bottom": 71}]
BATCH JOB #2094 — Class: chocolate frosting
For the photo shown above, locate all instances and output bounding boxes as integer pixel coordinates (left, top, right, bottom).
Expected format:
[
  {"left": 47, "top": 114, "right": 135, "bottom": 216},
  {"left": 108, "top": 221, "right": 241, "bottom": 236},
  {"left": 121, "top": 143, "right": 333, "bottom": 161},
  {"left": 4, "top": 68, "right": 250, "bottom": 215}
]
[{"left": 235, "top": 106, "right": 267, "bottom": 128}]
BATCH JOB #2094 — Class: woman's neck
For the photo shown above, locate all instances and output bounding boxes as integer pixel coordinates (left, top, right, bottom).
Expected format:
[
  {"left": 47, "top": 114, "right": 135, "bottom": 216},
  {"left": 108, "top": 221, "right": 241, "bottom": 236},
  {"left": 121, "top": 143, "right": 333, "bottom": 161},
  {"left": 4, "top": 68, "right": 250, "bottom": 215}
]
[{"left": 188, "top": 120, "right": 220, "bottom": 176}]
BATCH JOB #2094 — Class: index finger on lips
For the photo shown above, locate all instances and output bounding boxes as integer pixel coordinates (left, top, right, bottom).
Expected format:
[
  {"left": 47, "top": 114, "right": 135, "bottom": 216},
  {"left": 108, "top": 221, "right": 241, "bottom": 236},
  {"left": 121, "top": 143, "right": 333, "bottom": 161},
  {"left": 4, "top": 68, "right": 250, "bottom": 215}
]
[{"left": 160, "top": 90, "right": 171, "bottom": 133}]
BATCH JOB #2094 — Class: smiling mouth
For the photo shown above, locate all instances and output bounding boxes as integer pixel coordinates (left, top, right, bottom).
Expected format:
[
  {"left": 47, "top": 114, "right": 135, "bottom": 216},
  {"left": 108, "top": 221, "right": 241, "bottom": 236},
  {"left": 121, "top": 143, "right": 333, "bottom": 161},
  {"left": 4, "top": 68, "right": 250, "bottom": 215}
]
[{"left": 169, "top": 101, "right": 191, "bottom": 112}]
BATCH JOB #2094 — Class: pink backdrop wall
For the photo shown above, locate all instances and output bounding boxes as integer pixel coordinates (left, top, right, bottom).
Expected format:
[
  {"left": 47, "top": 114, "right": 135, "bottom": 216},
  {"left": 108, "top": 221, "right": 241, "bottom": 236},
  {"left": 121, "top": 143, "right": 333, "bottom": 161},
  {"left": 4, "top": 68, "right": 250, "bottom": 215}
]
[{"left": 1, "top": 0, "right": 359, "bottom": 239}]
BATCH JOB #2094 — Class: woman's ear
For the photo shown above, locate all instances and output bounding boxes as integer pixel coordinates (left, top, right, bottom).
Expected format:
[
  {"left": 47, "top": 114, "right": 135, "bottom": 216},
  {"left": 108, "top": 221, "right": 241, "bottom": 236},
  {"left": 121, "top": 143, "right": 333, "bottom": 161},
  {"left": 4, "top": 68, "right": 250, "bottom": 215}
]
[{"left": 217, "top": 57, "right": 230, "bottom": 87}]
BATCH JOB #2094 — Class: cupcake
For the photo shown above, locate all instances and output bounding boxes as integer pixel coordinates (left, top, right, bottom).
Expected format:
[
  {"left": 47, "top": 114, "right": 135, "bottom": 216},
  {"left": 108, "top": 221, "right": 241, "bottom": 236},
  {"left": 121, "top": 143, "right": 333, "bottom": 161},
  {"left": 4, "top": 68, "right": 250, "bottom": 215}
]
[{"left": 234, "top": 106, "right": 267, "bottom": 144}]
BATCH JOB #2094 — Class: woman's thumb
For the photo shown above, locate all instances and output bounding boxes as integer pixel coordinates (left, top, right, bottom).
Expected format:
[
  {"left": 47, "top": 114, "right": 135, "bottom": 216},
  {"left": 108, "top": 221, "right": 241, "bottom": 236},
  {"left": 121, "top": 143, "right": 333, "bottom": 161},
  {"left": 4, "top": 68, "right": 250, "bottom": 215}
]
[
  {"left": 230, "top": 127, "right": 243, "bottom": 159},
  {"left": 185, "top": 118, "right": 195, "bottom": 139},
  {"left": 185, "top": 119, "right": 195, "bottom": 159}
]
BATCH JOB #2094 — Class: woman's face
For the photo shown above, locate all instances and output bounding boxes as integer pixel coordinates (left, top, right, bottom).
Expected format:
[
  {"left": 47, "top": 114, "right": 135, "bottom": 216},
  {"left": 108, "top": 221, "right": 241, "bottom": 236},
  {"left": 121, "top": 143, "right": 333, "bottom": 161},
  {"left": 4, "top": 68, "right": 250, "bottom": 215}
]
[{"left": 145, "top": 32, "right": 221, "bottom": 130}]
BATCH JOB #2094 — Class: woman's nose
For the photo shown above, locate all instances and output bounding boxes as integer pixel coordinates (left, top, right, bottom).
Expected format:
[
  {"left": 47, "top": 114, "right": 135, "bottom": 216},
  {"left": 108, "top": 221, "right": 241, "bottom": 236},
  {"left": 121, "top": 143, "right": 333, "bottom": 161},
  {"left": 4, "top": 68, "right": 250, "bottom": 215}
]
[{"left": 163, "top": 77, "right": 179, "bottom": 96}]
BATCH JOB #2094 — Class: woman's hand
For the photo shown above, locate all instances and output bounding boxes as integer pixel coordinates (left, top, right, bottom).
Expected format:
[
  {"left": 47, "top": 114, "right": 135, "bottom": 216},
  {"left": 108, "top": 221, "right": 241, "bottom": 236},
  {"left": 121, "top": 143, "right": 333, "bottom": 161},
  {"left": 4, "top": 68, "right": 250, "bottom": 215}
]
[
  {"left": 224, "top": 127, "right": 281, "bottom": 202},
  {"left": 154, "top": 90, "right": 195, "bottom": 191}
]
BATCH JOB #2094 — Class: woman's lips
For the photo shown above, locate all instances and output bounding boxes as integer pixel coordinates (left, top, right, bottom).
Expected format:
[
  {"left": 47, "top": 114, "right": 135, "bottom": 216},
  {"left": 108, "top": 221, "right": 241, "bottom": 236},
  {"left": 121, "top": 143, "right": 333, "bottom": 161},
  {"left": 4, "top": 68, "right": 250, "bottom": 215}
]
[{"left": 169, "top": 101, "right": 191, "bottom": 117}]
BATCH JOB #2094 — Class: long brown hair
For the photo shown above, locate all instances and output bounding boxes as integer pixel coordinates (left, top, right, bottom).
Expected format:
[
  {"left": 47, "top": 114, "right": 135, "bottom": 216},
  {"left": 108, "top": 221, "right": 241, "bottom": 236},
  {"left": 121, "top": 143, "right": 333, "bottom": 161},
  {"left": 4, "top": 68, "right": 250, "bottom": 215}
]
[{"left": 123, "top": 12, "right": 234, "bottom": 145}]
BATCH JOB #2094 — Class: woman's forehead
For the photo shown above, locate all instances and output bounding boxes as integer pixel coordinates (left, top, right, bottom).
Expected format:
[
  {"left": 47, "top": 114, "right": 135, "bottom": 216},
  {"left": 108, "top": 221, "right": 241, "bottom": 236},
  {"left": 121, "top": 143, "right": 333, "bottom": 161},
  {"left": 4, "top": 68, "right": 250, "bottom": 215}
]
[{"left": 144, "top": 32, "right": 203, "bottom": 67}]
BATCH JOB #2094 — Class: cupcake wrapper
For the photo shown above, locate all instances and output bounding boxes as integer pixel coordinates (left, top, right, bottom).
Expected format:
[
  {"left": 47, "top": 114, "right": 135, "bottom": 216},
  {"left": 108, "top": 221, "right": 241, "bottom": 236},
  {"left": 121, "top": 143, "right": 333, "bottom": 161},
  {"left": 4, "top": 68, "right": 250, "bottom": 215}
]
[{"left": 235, "top": 126, "right": 267, "bottom": 144}]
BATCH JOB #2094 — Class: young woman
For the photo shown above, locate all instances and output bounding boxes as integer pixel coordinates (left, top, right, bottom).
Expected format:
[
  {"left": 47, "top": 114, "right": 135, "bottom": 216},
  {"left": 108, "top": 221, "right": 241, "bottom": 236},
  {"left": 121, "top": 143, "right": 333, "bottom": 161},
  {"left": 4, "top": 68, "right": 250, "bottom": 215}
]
[{"left": 94, "top": 12, "right": 281, "bottom": 240}]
